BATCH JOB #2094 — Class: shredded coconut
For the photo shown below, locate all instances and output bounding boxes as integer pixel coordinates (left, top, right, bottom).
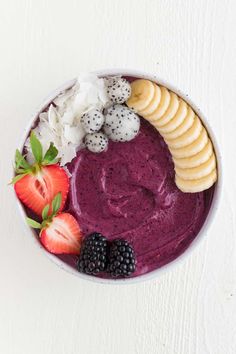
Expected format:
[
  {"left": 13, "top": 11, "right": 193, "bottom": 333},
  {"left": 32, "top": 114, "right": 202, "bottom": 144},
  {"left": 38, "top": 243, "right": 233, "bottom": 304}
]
[{"left": 25, "top": 73, "right": 110, "bottom": 165}]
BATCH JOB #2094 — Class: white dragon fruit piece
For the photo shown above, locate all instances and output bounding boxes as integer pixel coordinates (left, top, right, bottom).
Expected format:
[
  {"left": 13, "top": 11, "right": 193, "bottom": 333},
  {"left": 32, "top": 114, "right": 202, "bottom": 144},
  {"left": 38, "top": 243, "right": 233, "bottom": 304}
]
[
  {"left": 106, "top": 77, "right": 131, "bottom": 104},
  {"left": 80, "top": 109, "right": 105, "bottom": 134},
  {"left": 104, "top": 104, "right": 140, "bottom": 142},
  {"left": 84, "top": 132, "right": 108, "bottom": 153}
]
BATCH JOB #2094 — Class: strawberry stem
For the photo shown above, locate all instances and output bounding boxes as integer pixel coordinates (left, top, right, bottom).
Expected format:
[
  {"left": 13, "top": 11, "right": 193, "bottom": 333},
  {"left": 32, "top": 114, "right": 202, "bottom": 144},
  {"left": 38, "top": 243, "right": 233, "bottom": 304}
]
[
  {"left": 30, "top": 131, "right": 43, "bottom": 164},
  {"left": 26, "top": 192, "right": 62, "bottom": 230},
  {"left": 26, "top": 217, "right": 41, "bottom": 229},
  {"left": 11, "top": 130, "right": 59, "bottom": 185}
]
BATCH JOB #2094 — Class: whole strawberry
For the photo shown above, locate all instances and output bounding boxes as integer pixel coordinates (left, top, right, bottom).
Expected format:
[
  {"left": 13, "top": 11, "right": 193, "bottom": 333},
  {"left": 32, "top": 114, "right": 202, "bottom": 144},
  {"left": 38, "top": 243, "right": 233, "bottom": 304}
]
[
  {"left": 27, "top": 193, "right": 82, "bottom": 255},
  {"left": 11, "top": 131, "right": 69, "bottom": 216}
]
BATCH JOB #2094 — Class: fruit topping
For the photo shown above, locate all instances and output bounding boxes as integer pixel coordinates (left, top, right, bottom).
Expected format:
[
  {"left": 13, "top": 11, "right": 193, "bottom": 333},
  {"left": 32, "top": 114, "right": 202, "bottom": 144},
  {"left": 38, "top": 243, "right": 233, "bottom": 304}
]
[
  {"left": 149, "top": 92, "right": 179, "bottom": 126},
  {"left": 26, "top": 193, "right": 82, "bottom": 254},
  {"left": 77, "top": 233, "right": 108, "bottom": 275},
  {"left": 126, "top": 79, "right": 155, "bottom": 111},
  {"left": 106, "top": 77, "right": 131, "bottom": 104},
  {"left": 127, "top": 79, "right": 218, "bottom": 193},
  {"left": 175, "top": 154, "right": 216, "bottom": 181},
  {"left": 156, "top": 99, "right": 187, "bottom": 133},
  {"left": 170, "top": 128, "right": 208, "bottom": 159},
  {"left": 173, "top": 140, "right": 213, "bottom": 169},
  {"left": 163, "top": 107, "right": 195, "bottom": 140},
  {"left": 84, "top": 132, "right": 108, "bottom": 153},
  {"left": 107, "top": 239, "right": 136, "bottom": 277},
  {"left": 104, "top": 104, "right": 140, "bottom": 142},
  {"left": 12, "top": 132, "right": 69, "bottom": 216},
  {"left": 166, "top": 116, "right": 202, "bottom": 149},
  {"left": 81, "top": 109, "right": 105, "bottom": 133},
  {"left": 175, "top": 169, "right": 217, "bottom": 193},
  {"left": 139, "top": 84, "right": 161, "bottom": 116}
]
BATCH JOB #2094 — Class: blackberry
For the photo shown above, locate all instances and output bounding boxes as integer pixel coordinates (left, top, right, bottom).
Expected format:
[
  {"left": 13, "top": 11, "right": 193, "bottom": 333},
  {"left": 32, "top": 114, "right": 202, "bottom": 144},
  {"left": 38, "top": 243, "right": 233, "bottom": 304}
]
[
  {"left": 107, "top": 239, "right": 136, "bottom": 277},
  {"left": 77, "top": 233, "right": 108, "bottom": 275}
]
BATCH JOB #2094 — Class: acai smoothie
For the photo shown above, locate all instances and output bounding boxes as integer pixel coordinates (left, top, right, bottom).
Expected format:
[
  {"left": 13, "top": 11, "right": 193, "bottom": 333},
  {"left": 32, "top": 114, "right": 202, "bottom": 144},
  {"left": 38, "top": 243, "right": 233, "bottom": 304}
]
[
  {"left": 13, "top": 73, "right": 217, "bottom": 279},
  {"left": 66, "top": 119, "right": 214, "bottom": 277}
]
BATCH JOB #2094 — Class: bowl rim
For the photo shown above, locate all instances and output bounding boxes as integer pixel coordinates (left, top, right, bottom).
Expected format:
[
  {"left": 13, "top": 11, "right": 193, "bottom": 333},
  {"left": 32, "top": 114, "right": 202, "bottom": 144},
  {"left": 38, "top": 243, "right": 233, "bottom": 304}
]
[{"left": 14, "top": 68, "right": 223, "bottom": 284}]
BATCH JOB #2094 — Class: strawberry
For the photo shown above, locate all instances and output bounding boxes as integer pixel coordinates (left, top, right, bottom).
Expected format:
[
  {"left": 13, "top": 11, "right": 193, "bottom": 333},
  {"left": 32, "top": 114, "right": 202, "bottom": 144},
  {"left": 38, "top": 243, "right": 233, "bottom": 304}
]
[
  {"left": 14, "top": 165, "right": 68, "bottom": 216},
  {"left": 40, "top": 213, "right": 81, "bottom": 254},
  {"left": 27, "top": 193, "right": 82, "bottom": 255},
  {"left": 11, "top": 131, "right": 69, "bottom": 216}
]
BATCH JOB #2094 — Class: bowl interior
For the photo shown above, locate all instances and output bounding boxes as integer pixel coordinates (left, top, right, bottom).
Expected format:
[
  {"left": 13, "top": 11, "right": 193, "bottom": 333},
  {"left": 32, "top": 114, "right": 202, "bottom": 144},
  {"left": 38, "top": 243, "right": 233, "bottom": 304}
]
[{"left": 15, "top": 69, "right": 222, "bottom": 284}]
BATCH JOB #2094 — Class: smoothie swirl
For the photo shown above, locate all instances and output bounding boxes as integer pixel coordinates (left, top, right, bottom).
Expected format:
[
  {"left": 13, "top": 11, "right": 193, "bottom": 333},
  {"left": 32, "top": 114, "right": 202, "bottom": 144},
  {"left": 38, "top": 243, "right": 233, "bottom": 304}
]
[{"left": 66, "top": 119, "right": 214, "bottom": 276}]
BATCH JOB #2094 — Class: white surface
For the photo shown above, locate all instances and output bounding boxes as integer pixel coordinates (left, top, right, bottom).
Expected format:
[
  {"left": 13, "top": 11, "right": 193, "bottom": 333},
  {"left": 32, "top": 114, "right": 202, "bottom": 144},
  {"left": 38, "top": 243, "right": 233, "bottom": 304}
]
[{"left": 0, "top": 1, "right": 235, "bottom": 353}]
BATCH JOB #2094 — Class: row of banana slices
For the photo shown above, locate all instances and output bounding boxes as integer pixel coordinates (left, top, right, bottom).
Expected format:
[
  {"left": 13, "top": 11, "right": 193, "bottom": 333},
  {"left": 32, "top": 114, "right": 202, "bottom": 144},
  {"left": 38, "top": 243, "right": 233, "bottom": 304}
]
[{"left": 126, "top": 79, "right": 217, "bottom": 193}]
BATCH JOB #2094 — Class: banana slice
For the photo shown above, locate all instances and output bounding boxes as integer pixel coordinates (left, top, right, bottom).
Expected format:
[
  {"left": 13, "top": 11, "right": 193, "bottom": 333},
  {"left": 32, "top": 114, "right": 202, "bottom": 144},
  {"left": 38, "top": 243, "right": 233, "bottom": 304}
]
[
  {"left": 175, "top": 169, "right": 217, "bottom": 193},
  {"left": 170, "top": 128, "right": 208, "bottom": 159},
  {"left": 163, "top": 107, "right": 195, "bottom": 140},
  {"left": 175, "top": 154, "right": 216, "bottom": 180},
  {"left": 126, "top": 79, "right": 155, "bottom": 111},
  {"left": 139, "top": 84, "right": 161, "bottom": 116},
  {"left": 145, "top": 86, "right": 171, "bottom": 121},
  {"left": 174, "top": 140, "right": 213, "bottom": 169},
  {"left": 148, "top": 92, "right": 179, "bottom": 126},
  {"left": 127, "top": 79, "right": 217, "bottom": 193},
  {"left": 156, "top": 100, "right": 188, "bottom": 133},
  {"left": 166, "top": 116, "right": 202, "bottom": 149}
]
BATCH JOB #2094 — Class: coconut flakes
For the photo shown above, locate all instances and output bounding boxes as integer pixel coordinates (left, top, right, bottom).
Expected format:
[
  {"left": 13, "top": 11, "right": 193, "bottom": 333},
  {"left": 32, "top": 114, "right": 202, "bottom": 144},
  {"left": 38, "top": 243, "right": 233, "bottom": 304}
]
[{"left": 25, "top": 73, "right": 110, "bottom": 165}]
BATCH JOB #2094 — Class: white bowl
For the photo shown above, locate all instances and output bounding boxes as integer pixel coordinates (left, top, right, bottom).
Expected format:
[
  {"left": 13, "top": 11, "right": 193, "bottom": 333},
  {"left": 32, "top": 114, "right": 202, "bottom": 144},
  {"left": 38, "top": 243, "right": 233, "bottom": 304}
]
[{"left": 14, "top": 69, "right": 222, "bottom": 284}]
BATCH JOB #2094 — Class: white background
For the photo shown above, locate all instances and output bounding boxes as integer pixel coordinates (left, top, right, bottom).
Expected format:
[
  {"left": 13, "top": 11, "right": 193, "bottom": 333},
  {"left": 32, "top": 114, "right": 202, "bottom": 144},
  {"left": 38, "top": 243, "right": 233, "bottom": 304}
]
[{"left": 0, "top": 1, "right": 235, "bottom": 353}]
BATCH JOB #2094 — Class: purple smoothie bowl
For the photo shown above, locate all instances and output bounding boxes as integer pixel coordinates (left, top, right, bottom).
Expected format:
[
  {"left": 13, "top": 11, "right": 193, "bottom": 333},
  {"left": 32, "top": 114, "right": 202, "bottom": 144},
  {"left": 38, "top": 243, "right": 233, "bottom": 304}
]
[{"left": 13, "top": 69, "right": 222, "bottom": 284}]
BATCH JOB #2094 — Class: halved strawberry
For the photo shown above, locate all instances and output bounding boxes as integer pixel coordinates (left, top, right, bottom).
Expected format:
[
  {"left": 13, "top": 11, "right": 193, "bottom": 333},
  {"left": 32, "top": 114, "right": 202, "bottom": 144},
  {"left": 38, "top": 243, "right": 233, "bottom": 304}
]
[
  {"left": 14, "top": 165, "right": 69, "bottom": 216},
  {"left": 27, "top": 193, "right": 82, "bottom": 255},
  {"left": 12, "top": 131, "right": 69, "bottom": 216},
  {"left": 40, "top": 213, "right": 81, "bottom": 254}
]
